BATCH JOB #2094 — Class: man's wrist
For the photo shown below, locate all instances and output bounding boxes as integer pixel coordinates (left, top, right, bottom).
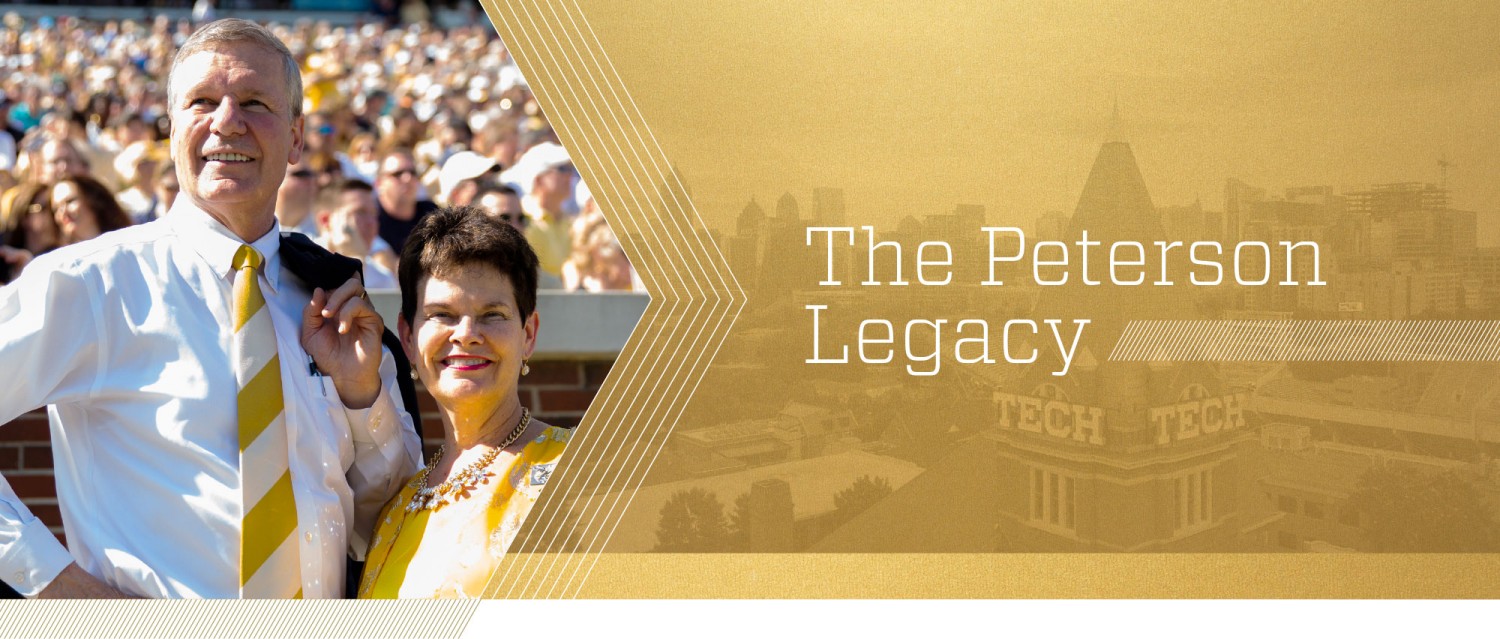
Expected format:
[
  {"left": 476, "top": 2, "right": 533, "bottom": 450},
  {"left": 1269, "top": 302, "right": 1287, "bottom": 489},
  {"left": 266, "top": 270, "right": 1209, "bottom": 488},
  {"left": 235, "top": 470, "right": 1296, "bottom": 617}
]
[
  {"left": 36, "top": 563, "right": 130, "bottom": 599},
  {"left": 0, "top": 515, "right": 75, "bottom": 597},
  {"left": 332, "top": 376, "right": 381, "bottom": 409}
]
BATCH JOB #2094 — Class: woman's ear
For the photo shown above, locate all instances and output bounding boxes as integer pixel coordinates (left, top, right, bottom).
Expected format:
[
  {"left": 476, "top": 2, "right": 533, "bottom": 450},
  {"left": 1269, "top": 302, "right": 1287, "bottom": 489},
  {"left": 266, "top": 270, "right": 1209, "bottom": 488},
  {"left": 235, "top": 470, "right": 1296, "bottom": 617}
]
[
  {"left": 522, "top": 311, "right": 539, "bottom": 360},
  {"left": 397, "top": 314, "right": 418, "bottom": 372}
]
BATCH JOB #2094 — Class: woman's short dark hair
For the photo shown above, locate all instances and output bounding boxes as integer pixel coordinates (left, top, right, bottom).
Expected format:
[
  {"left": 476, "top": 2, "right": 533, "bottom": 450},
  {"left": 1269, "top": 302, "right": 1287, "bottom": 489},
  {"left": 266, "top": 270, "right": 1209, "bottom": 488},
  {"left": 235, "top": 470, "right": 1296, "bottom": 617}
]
[
  {"left": 398, "top": 206, "right": 540, "bottom": 325},
  {"left": 57, "top": 175, "right": 132, "bottom": 234}
]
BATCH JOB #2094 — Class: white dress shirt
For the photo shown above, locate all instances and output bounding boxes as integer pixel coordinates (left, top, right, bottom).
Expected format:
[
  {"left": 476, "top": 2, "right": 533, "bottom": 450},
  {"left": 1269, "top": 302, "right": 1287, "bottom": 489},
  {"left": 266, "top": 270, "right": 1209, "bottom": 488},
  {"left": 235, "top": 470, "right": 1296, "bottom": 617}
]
[{"left": 0, "top": 200, "right": 421, "bottom": 598}]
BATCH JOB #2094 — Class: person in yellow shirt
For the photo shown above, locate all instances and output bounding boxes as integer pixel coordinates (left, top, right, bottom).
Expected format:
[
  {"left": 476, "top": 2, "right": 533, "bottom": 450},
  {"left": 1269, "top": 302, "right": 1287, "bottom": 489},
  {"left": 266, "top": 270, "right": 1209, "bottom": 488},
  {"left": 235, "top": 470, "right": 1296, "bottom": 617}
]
[
  {"left": 360, "top": 206, "right": 569, "bottom": 598},
  {"left": 500, "top": 142, "right": 575, "bottom": 280}
]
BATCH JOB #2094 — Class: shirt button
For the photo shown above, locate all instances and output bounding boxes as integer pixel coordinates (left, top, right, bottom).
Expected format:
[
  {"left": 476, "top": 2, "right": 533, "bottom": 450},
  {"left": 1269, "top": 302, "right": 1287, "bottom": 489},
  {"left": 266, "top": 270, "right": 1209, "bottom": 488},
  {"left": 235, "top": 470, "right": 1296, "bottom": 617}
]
[
  {"left": 13, "top": 571, "right": 23, "bottom": 584},
  {"left": 305, "top": 532, "right": 313, "bottom": 542}
]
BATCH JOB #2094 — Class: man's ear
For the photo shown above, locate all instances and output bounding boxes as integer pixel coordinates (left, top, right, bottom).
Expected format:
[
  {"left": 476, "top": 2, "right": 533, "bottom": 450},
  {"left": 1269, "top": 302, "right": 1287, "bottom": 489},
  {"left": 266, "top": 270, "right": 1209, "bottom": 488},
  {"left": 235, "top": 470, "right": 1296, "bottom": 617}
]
[{"left": 289, "top": 114, "right": 305, "bottom": 165}]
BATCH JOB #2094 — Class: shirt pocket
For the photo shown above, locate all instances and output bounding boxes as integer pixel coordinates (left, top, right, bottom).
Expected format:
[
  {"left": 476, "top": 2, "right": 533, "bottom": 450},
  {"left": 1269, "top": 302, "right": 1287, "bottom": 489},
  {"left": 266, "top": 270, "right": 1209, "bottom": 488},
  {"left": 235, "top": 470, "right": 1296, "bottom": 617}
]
[{"left": 291, "top": 369, "right": 355, "bottom": 472}]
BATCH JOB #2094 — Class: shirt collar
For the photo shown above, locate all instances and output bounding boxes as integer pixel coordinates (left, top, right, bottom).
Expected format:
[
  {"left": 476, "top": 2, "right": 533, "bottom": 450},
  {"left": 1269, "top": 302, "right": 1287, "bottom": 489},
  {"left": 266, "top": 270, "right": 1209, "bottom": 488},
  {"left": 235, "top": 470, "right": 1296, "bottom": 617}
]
[{"left": 166, "top": 198, "right": 284, "bottom": 294}]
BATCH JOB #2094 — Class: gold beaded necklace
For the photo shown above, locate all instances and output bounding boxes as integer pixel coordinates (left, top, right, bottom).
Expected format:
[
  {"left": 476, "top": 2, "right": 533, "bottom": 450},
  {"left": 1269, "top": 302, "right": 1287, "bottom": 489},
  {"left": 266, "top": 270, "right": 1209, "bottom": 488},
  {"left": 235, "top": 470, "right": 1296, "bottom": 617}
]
[{"left": 406, "top": 407, "right": 532, "bottom": 512}]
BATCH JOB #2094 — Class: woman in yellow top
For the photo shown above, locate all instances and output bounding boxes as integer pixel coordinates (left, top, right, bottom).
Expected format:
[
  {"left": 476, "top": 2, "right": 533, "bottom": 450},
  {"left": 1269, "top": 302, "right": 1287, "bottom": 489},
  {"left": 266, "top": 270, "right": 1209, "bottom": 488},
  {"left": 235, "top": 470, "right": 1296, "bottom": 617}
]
[{"left": 360, "top": 206, "right": 569, "bottom": 598}]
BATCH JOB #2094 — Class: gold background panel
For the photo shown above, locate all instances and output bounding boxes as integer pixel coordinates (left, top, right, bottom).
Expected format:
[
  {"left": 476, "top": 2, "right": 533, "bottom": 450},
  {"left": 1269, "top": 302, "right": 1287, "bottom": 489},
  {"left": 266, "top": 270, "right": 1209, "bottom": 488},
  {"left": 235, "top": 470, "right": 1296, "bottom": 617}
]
[
  {"left": 479, "top": 0, "right": 1500, "bottom": 596},
  {"left": 572, "top": 554, "right": 1500, "bottom": 599}
]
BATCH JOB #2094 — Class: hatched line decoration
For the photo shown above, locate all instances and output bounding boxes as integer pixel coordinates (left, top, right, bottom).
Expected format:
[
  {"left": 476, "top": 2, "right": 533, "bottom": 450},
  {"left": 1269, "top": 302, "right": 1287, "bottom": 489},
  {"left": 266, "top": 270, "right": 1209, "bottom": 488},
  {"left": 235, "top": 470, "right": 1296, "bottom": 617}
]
[
  {"left": 0, "top": 601, "right": 477, "bottom": 638},
  {"left": 477, "top": 0, "right": 747, "bottom": 599},
  {"left": 1108, "top": 320, "right": 1500, "bottom": 362}
]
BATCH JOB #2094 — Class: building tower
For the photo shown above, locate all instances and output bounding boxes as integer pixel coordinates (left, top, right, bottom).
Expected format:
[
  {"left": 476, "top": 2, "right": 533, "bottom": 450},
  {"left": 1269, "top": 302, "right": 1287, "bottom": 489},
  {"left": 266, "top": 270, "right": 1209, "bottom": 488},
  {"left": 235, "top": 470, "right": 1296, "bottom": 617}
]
[{"left": 989, "top": 139, "right": 1259, "bottom": 551}]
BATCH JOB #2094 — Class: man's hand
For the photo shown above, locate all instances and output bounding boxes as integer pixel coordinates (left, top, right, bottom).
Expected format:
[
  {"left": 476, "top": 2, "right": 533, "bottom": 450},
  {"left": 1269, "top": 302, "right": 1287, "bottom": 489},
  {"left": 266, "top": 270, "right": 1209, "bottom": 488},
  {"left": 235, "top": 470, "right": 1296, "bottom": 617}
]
[
  {"left": 35, "top": 563, "right": 134, "bottom": 599},
  {"left": 301, "top": 276, "right": 383, "bottom": 409}
]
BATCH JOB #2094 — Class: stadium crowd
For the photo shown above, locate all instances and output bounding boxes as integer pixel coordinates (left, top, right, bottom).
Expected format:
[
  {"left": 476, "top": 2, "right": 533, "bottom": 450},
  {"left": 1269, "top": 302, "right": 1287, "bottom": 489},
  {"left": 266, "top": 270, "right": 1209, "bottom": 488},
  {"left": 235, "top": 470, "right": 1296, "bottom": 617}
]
[{"left": 0, "top": 12, "right": 636, "bottom": 292}]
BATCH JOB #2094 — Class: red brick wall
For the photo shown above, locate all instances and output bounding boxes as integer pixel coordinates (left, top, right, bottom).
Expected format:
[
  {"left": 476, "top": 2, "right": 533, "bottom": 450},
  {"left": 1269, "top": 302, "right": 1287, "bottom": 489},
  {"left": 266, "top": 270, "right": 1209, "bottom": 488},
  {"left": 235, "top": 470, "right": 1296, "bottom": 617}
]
[
  {"left": 0, "top": 410, "right": 59, "bottom": 535},
  {"left": 2, "top": 357, "right": 610, "bottom": 537}
]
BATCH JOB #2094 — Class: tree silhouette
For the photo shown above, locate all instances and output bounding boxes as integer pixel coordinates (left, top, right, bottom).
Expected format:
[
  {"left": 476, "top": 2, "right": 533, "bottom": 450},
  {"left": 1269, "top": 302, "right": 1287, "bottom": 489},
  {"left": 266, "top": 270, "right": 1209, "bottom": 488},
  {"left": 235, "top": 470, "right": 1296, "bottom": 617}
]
[
  {"left": 831, "top": 475, "right": 893, "bottom": 525},
  {"left": 653, "top": 488, "right": 731, "bottom": 552},
  {"left": 726, "top": 492, "right": 752, "bottom": 550},
  {"left": 1347, "top": 465, "right": 1500, "bottom": 552}
]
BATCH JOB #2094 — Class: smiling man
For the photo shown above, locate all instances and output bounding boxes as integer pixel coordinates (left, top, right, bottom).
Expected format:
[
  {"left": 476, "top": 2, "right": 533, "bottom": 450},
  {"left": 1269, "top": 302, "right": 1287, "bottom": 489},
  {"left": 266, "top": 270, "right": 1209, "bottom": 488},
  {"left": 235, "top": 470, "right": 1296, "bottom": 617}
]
[{"left": 0, "top": 19, "right": 420, "bottom": 598}]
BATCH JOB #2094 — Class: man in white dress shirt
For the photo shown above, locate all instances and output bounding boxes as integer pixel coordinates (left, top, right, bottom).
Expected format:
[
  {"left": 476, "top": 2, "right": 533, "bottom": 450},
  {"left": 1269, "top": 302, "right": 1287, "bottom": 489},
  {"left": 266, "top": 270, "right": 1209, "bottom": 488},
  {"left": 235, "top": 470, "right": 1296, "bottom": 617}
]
[{"left": 0, "top": 19, "right": 420, "bottom": 598}]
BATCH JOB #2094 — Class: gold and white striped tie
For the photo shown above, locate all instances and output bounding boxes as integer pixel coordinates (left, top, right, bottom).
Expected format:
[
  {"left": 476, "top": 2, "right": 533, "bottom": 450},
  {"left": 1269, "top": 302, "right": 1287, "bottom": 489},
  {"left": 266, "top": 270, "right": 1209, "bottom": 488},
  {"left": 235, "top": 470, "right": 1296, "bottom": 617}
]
[{"left": 231, "top": 244, "right": 302, "bottom": 599}]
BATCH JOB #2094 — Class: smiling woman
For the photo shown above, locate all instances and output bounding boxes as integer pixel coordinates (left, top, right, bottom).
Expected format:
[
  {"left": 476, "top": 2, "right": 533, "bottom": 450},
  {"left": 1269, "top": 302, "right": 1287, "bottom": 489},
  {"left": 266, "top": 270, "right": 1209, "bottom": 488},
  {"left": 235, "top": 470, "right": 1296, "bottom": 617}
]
[{"left": 359, "top": 206, "right": 569, "bottom": 599}]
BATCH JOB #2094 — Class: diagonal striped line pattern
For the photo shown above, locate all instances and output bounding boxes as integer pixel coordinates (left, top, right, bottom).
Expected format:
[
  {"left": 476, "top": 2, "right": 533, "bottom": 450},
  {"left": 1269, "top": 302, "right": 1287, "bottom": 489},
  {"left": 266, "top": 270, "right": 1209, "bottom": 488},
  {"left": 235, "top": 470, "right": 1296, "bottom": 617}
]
[
  {"left": 240, "top": 473, "right": 298, "bottom": 581},
  {"left": 236, "top": 358, "right": 283, "bottom": 450},
  {"left": 1108, "top": 320, "right": 1500, "bottom": 361},
  {"left": 0, "top": 601, "right": 477, "bottom": 637},
  {"left": 477, "top": 0, "right": 746, "bottom": 599},
  {"left": 232, "top": 245, "right": 300, "bottom": 598}
]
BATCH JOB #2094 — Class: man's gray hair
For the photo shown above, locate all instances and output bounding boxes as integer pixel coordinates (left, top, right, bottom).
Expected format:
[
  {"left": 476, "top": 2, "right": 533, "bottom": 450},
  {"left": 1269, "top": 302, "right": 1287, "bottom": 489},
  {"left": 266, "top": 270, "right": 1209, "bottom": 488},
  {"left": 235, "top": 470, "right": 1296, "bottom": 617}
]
[{"left": 168, "top": 18, "right": 303, "bottom": 118}]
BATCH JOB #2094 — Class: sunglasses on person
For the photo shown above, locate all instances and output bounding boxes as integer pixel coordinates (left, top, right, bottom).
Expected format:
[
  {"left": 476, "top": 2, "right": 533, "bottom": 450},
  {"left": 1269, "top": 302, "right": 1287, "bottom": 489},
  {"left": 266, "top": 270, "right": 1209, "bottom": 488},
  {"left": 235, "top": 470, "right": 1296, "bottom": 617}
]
[
  {"left": 289, "top": 169, "right": 316, "bottom": 179},
  {"left": 384, "top": 168, "right": 417, "bottom": 179}
]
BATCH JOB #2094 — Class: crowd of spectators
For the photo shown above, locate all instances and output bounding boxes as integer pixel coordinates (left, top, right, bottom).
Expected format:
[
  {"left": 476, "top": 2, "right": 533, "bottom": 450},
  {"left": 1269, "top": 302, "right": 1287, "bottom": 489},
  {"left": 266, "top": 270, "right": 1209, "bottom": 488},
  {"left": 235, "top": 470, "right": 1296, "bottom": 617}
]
[{"left": 0, "top": 12, "right": 637, "bottom": 292}]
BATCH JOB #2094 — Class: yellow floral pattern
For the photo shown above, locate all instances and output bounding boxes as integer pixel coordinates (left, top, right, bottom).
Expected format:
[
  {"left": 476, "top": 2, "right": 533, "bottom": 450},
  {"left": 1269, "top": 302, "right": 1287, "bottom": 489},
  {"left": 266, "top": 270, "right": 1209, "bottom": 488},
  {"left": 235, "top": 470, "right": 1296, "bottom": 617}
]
[{"left": 358, "top": 426, "right": 571, "bottom": 598}]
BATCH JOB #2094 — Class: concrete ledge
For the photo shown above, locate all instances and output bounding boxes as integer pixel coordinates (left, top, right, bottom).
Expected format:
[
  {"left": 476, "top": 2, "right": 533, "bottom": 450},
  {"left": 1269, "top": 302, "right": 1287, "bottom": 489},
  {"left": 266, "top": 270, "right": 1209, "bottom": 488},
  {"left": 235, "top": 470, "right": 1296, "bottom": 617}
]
[{"left": 369, "top": 289, "right": 647, "bottom": 359}]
